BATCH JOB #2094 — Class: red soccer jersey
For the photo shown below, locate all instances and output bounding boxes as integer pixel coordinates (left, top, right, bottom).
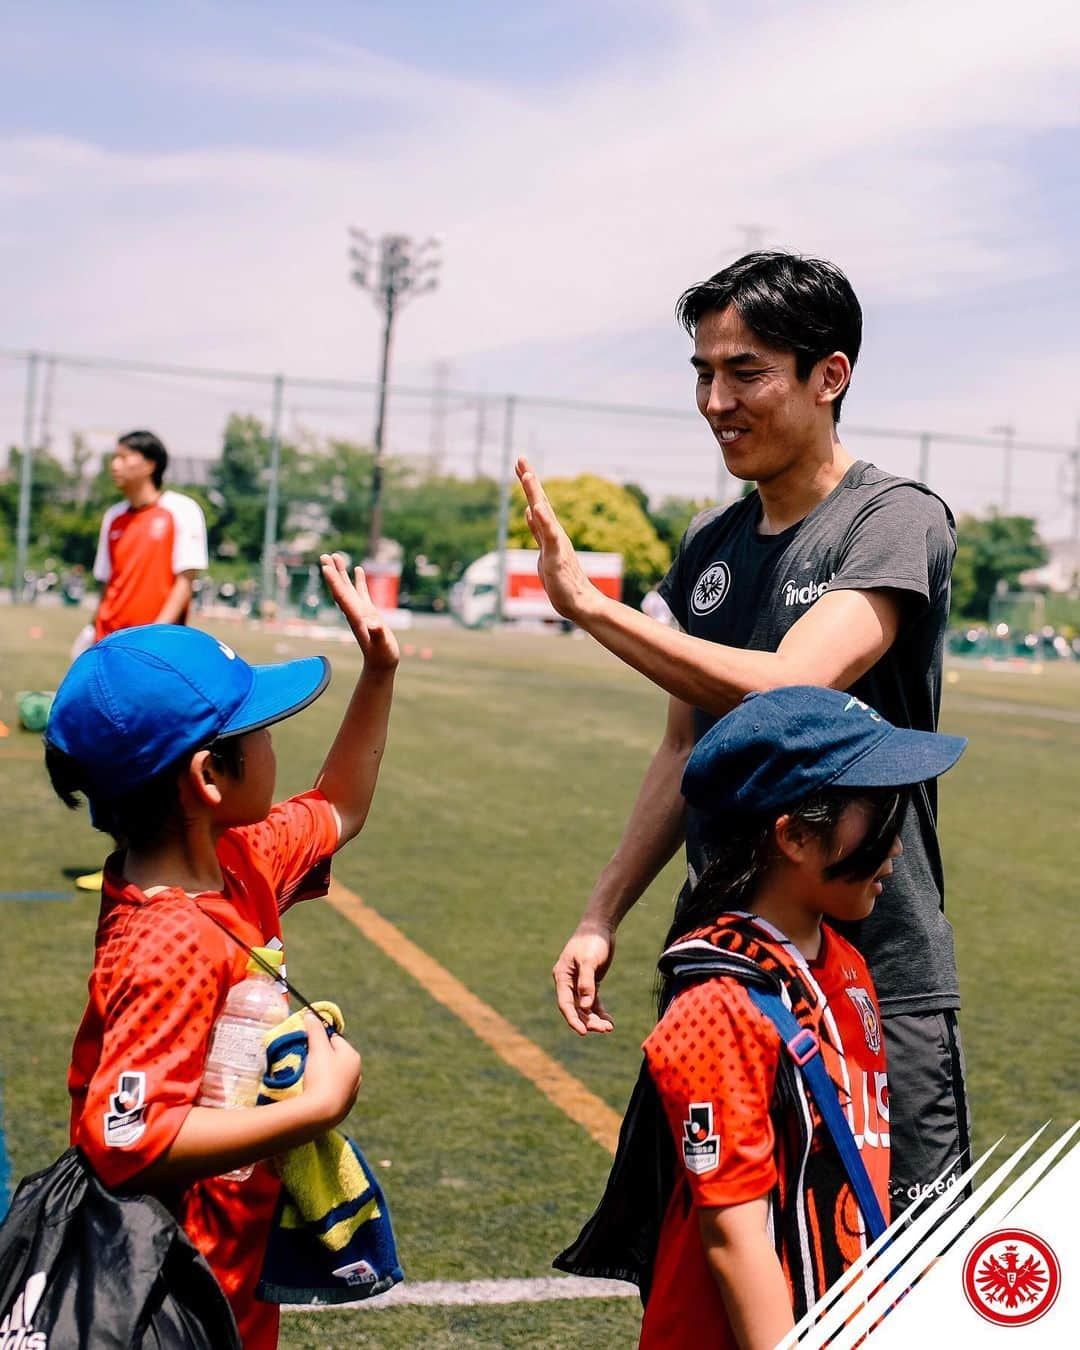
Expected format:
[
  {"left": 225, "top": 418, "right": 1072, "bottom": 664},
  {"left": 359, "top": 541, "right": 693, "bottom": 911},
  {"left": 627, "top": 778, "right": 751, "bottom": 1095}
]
[
  {"left": 69, "top": 791, "right": 339, "bottom": 1349},
  {"left": 93, "top": 490, "right": 208, "bottom": 639},
  {"left": 639, "top": 915, "right": 889, "bottom": 1350}
]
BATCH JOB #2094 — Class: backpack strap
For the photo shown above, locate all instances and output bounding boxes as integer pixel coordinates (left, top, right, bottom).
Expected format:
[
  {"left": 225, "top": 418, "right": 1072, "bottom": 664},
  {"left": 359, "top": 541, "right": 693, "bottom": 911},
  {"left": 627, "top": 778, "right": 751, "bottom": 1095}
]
[{"left": 746, "top": 986, "right": 887, "bottom": 1242}]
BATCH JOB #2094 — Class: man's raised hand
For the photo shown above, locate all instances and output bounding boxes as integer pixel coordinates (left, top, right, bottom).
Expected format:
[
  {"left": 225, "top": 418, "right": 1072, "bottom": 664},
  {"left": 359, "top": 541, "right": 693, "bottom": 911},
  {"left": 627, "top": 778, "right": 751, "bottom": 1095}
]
[
  {"left": 320, "top": 553, "right": 400, "bottom": 672},
  {"left": 514, "top": 457, "right": 600, "bottom": 623}
]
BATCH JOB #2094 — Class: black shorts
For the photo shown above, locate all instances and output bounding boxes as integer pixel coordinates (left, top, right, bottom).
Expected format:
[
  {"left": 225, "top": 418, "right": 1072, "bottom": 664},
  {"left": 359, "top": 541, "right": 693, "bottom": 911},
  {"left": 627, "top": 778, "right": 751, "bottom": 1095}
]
[{"left": 883, "top": 1010, "right": 972, "bottom": 1216}]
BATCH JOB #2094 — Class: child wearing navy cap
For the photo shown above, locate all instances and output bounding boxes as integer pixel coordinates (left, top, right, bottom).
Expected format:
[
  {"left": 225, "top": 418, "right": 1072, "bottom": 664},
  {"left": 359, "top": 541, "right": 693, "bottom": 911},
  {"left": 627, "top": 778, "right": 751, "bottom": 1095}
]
[
  {"left": 44, "top": 555, "right": 396, "bottom": 1350},
  {"left": 557, "top": 686, "right": 966, "bottom": 1350}
]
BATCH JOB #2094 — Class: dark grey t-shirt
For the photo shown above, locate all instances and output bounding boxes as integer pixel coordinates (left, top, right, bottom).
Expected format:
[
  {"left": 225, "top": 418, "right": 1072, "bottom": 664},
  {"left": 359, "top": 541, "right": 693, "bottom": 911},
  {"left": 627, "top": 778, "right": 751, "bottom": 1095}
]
[{"left": 657, "top": 460, "right": 958, "bottom": 1014}]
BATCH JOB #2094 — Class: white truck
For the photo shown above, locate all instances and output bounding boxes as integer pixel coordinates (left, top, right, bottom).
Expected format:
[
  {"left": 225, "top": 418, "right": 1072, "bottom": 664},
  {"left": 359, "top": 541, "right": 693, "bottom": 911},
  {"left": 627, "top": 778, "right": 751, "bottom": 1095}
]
[{"left": 450, "top": 549, "right": 623, "bottom": 628}]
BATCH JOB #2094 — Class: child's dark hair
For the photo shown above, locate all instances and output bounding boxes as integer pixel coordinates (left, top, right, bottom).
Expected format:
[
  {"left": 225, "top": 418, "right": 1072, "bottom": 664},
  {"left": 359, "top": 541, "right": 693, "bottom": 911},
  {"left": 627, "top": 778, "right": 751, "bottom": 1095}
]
[
  {"left": 662, "top": 786, "right": 908, "bottom": 962},
  {"left": 45, "top": 737, "right": 245, "bottom": 850}
]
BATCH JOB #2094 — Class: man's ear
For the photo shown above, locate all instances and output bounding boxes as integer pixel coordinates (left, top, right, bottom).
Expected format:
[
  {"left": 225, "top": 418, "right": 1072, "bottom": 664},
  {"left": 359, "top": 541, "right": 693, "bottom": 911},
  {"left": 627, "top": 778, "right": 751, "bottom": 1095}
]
[
  {"left": 183, "top": 748, "right": 223, "bottom": 807},
  {"left": 815, "top": 351, "right": 851, "bottom": 410}
]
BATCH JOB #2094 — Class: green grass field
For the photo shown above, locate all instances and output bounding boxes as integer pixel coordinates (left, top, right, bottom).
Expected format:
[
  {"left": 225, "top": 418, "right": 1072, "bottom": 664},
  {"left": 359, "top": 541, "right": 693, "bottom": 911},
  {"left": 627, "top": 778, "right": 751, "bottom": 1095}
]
[{"left": 1, "top": 606, "right": 1077, "bottom": 1348}]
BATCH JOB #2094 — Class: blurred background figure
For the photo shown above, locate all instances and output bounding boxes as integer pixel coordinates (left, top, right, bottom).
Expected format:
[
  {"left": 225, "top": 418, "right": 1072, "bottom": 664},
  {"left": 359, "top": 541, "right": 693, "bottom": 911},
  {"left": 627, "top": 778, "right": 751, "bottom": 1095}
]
[{"left": 91, "top": 430, "right": 208, "bottom": 641}]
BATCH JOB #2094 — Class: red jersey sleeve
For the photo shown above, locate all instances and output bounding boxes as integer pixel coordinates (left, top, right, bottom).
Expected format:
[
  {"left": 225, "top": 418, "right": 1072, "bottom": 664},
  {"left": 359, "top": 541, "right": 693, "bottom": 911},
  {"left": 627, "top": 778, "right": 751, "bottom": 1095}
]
[
  {"left": 224, "top": 789, "right": 340, "bottom": 914},
  {"left": 74, "top": 900, "right": 233, "bottom": 1188},
  {"left": 644, "top": 978, "right": 781, "bottom": 1209}
]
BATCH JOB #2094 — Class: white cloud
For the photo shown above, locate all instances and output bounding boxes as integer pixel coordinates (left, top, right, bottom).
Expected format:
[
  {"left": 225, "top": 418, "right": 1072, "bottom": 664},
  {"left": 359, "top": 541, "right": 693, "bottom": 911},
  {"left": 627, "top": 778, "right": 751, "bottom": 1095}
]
[{"left": 0, "top": 0, "right": 1077, "bottom": 521}]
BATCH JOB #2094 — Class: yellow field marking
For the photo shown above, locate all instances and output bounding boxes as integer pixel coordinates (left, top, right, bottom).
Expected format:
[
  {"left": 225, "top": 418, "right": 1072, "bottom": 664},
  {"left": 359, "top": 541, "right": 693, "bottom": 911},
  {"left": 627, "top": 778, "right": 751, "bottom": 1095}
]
[{"left": 326, "top": 880, "right": 621, "bottom": 1154}]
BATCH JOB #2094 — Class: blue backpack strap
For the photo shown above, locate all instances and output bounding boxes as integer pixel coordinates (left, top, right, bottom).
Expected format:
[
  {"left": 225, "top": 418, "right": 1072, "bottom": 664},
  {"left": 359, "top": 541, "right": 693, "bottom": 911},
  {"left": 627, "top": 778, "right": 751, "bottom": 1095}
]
[{"left": 747, "top": 987, "right": 887, "bottom": 1242}]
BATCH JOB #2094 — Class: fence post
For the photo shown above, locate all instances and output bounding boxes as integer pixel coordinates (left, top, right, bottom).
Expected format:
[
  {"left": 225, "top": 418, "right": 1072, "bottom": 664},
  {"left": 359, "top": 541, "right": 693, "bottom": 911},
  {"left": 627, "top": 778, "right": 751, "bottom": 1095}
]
[
  {"left": 494, "top": 395, "right": 516, "bottom": 625},
  {"left": 12, "top": 352, "right": 40, "bottom": 603},
  {"left": 260, "top": 373, "right": 285, "bottom": 616}
]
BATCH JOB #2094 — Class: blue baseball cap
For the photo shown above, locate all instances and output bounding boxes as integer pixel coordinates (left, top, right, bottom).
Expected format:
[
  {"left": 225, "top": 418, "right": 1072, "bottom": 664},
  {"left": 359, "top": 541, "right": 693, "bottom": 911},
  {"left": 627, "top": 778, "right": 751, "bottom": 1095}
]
[
  {"left": 682, "top": 686, "right": 966, "bottom": 819},
  {"left": 46, "top": 625, "right": 330, "bottom": 800}
]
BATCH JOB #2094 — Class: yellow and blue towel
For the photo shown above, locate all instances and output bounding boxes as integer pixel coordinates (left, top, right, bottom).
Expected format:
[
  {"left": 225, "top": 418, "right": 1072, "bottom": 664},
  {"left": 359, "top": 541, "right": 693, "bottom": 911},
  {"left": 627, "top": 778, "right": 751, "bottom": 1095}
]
[{"left": 254, "top": 1001, "right": 403, "bottom": 1306}]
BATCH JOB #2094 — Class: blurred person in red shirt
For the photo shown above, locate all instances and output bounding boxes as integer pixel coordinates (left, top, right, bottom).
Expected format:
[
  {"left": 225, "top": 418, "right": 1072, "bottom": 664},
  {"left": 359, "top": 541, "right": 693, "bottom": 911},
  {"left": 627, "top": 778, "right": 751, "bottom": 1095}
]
[{"left": 92, "top": 429, "right": 209, "bottom": 641}]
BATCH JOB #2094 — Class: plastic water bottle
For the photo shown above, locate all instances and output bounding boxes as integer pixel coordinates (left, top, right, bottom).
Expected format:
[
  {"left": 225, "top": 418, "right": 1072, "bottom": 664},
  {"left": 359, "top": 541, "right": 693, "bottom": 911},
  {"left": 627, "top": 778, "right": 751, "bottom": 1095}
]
[{"left": 196, "top": 946, "right": 289, "bottom": 1181}]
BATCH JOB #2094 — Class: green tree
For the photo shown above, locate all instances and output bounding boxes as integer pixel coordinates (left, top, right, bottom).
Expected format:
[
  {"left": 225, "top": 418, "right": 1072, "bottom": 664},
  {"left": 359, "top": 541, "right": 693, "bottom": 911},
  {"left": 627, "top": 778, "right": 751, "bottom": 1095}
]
[
  {"left": 509, "top": 472, "right": 670, "bottom": 606},
  {"left": 0, "top": 447, "right": 80, "bottom": 563},
  {"left": 385, "top": 474, "right": 499, "bottom": 602},
  {"left": 209, "top": 415, "right": 300, "bottom": 563},
  {"left": 951, "top": 512, "right": 1049, "bottom": 618},
  {"left": 648, "top": 494, "right": 716, "bottom": 551}
]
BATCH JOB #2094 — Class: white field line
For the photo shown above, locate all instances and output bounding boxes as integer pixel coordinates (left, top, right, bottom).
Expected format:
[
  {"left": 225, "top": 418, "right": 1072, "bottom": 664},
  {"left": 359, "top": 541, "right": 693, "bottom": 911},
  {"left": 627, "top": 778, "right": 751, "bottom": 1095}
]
[{"left": 283, "top": 1275, "right": 638, "bottom": 1313}]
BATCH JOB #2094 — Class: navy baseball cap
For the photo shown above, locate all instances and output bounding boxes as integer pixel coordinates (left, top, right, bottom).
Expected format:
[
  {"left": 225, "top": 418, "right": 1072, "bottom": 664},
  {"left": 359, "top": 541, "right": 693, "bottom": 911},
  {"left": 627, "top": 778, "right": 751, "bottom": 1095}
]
[
  {"left": 682, "top": 686, "right": 966, "bottom": 819},
  {"left": 46, "top": 625, "right": 330, "bottom": 800}
]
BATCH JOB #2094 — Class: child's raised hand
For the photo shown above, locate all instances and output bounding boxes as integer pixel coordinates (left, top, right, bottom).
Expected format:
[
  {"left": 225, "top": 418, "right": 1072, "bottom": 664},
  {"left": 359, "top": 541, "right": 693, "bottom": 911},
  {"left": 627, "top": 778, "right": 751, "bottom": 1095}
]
[
  {"left": 320, "top": 553, "right": 400, "bottom": 673},
  {"left": 301, "top": 1012, "right": 362, "bottom": 1129}
]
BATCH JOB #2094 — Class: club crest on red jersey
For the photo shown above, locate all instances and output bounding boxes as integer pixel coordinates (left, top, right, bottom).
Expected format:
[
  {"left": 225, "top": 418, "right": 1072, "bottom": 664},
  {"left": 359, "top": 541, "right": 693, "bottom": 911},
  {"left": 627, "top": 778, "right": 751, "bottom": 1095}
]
[
  {"left": 682, "top": 1101, "right": 720, "bottom": 1174},
  {"left": 845, "top": 986, "right": 881, "bottom": 1053}
]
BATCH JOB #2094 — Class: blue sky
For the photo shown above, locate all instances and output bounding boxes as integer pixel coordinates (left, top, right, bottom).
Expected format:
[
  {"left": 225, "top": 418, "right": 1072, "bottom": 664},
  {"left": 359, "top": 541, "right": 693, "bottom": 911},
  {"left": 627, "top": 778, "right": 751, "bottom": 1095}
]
[{"left": 2, "top": 0, "right": 1078, "bottom": 532}]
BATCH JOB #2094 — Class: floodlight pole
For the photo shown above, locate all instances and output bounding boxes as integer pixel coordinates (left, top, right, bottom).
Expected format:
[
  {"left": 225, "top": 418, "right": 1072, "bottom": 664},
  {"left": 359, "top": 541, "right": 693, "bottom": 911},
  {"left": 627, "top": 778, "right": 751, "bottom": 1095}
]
[
  {"left": 918, "top": 432, "right": 932, "bottom": 486},
  {"left": 348, "top": 230, "right": 440, "bottom": 560},
  {"left": 369, "top": 291, "right": 395, "bottom": 558},
  {"left": 991, "top": 423, "right": 1016, "bottom": 513},
  {"left": 13, "top": 351, "right": 39, "bottom": 602}
]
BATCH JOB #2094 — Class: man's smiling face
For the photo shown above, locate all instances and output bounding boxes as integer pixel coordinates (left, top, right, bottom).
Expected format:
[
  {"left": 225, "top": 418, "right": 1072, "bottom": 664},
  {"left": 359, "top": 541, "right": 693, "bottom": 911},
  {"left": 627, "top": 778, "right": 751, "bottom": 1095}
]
[{"left": 691, "top": 305, "right": 829, "bottom": 485}]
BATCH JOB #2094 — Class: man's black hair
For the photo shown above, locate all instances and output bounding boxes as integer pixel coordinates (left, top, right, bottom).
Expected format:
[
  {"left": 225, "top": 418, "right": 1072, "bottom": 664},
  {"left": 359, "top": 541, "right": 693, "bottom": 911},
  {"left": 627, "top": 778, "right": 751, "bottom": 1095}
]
[
  {"left": 45, "top": 737, "right": 245, "bottom": 851},
  {"left": 675, "top": 251, "right": 863, "bottom": 423},
  {"left": 118, "top": 429, "right": 169, "bottom": 489}
]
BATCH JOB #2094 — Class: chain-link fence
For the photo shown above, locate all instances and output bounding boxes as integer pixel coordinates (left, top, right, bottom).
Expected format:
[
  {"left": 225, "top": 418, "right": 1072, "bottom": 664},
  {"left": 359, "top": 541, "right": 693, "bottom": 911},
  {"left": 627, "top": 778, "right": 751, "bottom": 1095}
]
[{"left": 2, "top": 347, "right": 1078, "bottom": 614}]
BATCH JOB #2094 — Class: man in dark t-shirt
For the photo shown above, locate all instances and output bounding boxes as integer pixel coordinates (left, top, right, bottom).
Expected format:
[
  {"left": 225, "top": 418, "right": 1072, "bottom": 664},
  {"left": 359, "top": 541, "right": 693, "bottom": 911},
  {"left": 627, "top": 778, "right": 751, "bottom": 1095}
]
[
  {"left": 662, "top": 463, "right": 957, "bottom": 1015},
  {"left": 515, "top": 251, "right": 970, "bottom": 1215}
]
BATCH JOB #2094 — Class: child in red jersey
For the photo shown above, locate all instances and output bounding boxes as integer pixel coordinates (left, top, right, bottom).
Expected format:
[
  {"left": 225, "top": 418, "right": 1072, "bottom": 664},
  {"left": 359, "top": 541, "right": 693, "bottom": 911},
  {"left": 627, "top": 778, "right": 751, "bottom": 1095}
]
[
  {"left": 557, "top": 686, "right": 965, "bottom": 1350},
  {"left": 44, "top": 555, "right": 396, "bottom": 1349}
]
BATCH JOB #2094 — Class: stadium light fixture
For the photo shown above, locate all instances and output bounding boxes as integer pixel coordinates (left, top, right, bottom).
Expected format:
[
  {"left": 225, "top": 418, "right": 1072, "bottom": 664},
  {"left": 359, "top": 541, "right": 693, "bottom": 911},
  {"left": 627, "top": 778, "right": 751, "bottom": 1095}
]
[{"left": 348, "top": 230, "right": 441, "bottom": 559}]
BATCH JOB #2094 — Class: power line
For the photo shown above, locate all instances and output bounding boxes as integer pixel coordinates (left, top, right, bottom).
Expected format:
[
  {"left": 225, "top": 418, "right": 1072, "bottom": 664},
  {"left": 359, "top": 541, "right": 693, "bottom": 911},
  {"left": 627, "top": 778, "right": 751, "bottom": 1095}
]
[{"left": 0, "top": 346, "right": 1074, "bottom": 456}]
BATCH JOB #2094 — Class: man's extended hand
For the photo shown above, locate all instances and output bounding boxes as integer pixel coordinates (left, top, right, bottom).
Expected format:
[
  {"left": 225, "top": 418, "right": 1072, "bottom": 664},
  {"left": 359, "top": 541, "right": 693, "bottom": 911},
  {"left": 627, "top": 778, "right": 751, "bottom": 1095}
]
[
  {"left": 552, "top": 923, "right": 617, "bottom": 1035},
  {"left": 515, "top": 457, "right": 601, "bottom": 623},
  {"left": 320, "top": 553, "right": 400, "bottom": 673}
]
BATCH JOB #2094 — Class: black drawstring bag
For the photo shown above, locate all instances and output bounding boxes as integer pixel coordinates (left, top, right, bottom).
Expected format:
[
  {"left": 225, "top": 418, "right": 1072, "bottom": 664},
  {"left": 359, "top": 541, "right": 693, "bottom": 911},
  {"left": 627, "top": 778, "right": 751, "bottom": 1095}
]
[{"left": 0, "top": 1148, "right": 239, "bottom": 1349}]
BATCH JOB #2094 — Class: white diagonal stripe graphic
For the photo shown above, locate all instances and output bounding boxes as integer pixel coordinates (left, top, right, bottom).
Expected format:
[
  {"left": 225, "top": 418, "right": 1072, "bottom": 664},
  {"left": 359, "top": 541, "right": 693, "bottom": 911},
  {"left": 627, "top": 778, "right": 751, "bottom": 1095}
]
[
  {"left": 784, "top": 1120, "right": 1079, "bottom": 1349},
  {"left": 867, "top": 1127, "right": 1079, "bottom": 1346},
  {"left": 839, "top": 1127, "right": 1061, "bottom": 1344},
  {"left": 778, "top": 1138, "right": 1006, "bottom": 1349}
]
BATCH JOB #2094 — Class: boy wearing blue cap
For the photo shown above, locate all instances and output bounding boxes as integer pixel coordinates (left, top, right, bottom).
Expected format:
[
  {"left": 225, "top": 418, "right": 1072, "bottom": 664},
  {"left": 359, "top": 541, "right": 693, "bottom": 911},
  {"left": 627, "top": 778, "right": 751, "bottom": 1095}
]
[
  {"left": 556, "top": 687, "right": 965, "bottom": 1350},
  {"left": 44, "top": 555, "right": 396, "bottom": 1350}
]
